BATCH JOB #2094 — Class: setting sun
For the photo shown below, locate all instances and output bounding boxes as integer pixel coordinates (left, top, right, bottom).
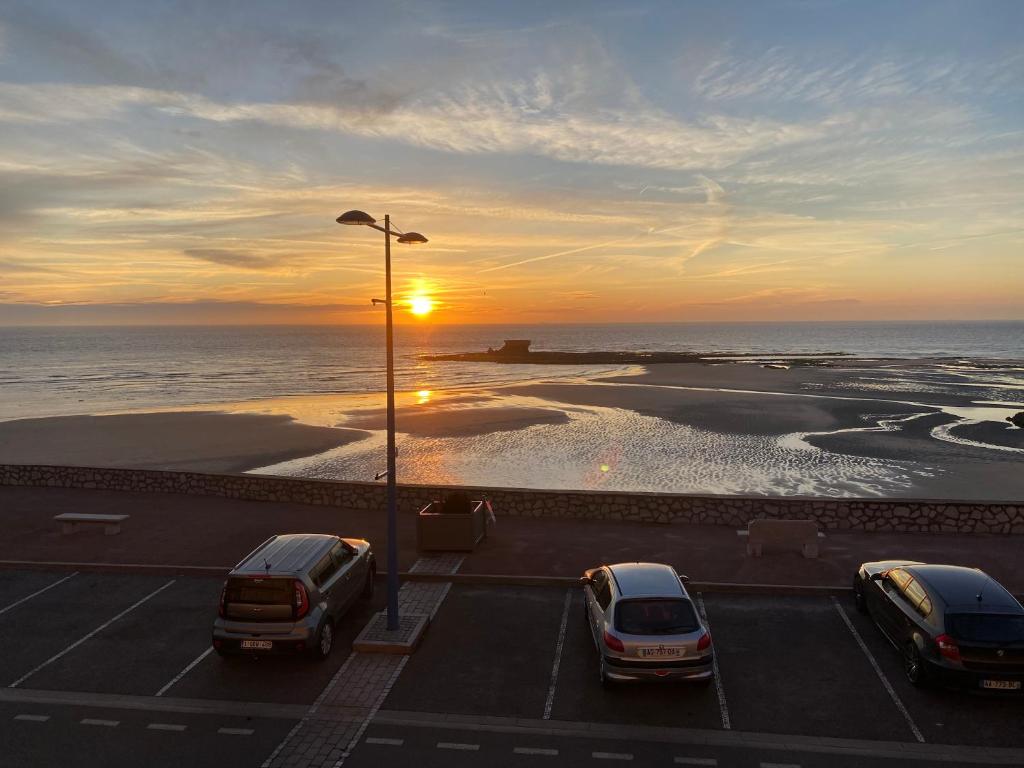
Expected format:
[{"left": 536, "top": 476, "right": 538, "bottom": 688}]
[{"left": 409, "top": 296, "right": 434, "bottom": 316}]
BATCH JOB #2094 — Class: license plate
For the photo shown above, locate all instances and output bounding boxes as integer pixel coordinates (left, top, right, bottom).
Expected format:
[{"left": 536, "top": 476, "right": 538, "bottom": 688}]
[
  {"left": 981, "top": 679, "right": 1021, "bottom": 690},
  {"left": 638, "top": 646, "right": 683, "bottom": 658},
  {"left": 240, "top": 640, "right": 273, "bottom": 650}
]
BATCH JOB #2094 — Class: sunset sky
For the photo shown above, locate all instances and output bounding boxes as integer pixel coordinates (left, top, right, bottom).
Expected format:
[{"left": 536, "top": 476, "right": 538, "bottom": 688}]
[{"left": 1, "top": 0, "right": 1022, "bottom": 324}]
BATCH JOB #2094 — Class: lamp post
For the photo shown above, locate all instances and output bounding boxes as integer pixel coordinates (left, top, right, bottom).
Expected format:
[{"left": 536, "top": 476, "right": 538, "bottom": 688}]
[{"left": 336, "top": 210, "right": 427, "bottom": 631}]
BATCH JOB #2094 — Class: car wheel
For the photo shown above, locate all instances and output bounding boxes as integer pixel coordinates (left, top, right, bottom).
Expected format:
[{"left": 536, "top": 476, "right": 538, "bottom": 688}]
[
  {"left": 853, "top": 577, "right": 868, "bottom": 614},
  {"left": 362, "top": 569, "right": 375, "bottom": 599},
  {"left": 598, "top": 655, "right": 612, "bottom": 688},
  {"left": 311, "top": 620, "right": 334, "bottom": 661},
  {"left": 903, "top": 642, "right": 928, "bottom": 687}
]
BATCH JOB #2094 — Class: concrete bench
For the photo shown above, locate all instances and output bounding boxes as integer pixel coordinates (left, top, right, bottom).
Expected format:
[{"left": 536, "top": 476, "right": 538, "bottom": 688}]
[
  {"left": 54, "top": 513, "right": 129, "bottom": 536},
  {"left": 745, "top": 518, "right": 820, "bottom": 558}
]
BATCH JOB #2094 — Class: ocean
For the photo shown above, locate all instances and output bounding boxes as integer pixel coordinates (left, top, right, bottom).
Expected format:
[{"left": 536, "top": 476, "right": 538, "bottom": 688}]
[{"left": 1, "top": 321, "right": 1021, "bottom": 421}]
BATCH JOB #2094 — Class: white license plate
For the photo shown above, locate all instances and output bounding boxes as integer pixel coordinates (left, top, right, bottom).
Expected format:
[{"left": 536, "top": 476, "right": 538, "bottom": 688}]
[
  {"left": 981, "top": 679, "right": 1021, "bottom": 690},
  {"left": 638, "top": 646, "right": 683, "bottom": 658},
  {"left": 240, "top": 640, "right": 273, "bottom": 650}
]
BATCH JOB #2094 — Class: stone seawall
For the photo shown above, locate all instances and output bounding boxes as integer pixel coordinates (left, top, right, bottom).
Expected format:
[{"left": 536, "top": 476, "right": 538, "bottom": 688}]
[{"left": 1, "top": 464, "right": 1021, "bottom": 534}]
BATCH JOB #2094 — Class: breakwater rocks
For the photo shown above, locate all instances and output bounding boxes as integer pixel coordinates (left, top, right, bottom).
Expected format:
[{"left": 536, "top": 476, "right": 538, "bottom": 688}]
[{"left": 1, "top": 464, "right": 1021, "bottom": 534}]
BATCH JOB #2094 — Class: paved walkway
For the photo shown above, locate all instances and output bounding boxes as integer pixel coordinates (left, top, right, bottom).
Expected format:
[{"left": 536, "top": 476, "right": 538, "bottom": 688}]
[{"left": 1, "top": 485, "right": 1022, "bottom": 591}]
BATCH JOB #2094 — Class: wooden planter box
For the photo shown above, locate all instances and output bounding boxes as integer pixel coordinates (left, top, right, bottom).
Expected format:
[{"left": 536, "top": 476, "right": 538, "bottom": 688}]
[{"left": 417, "top": 499, "right": 487, "bottom": 552}]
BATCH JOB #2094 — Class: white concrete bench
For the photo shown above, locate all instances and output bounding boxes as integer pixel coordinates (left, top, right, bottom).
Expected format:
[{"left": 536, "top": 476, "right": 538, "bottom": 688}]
[
  {"left": 745, "top": 518, "right": 820, "bottom": 558},
  {"left": 54, "top": 513, "right": 129, "bottom": 536}
]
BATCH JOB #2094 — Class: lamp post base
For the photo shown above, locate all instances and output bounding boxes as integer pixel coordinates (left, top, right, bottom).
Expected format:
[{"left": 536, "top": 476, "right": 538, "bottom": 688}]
[{"left": 353, "top": 611, "right": 429, "bottom": 655}]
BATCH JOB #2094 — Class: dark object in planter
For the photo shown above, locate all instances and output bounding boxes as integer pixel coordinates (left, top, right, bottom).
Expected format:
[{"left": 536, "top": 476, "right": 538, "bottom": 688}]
[{"left": 1008, "top": 412, "right": 1024, "bottom": 429}]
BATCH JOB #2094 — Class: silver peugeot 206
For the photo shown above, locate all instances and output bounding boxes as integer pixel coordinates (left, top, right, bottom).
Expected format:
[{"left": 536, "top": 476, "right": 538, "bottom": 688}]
[{"left": 580, "top": 562, "right": 714, "bottom": 686}]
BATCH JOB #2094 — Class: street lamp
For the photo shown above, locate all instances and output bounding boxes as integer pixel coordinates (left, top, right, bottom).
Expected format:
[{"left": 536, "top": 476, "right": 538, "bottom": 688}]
[{"left": 335, "top": 209, "right": 428, "bottom": 631}]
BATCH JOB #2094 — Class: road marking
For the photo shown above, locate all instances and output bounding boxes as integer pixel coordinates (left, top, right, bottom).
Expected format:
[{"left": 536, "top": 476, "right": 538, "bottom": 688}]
[
  {"left": 8, "top": 579, "right": 176, "bottom": 688},
  {"left": 148, "top": 722, "right": 186, "bottom": 731},
  {"left": 81, "top": 718, "right": 119, "bottom": 727},
  {"left": 593, "top": 752, "right": 633, "bottom": 761},
  {"left": 155, "top": 646, "right": 213, "bottom": 696},
  {"left": 674, "top": 759, "right": 717, "bottom": 766},
  {"left": 13, "top": 714, "right": 50, "bottom": 722},
  {"left": 335, "top": 655, "right": 409, "bottom": 766},
  {"left": 514, "top": 747, "right": 559, "bottom": 756},
  {"left": 365, "top": 737, "right": 403, "bottom": 746},
  {"left": 543, "top": 588, "right": 572, "bottom": 719},
  {"left": 0, "top": 572, "right": 78, "bottom": 616},
  {"left": 218, "top": 727, "right": 254, "bottom": 736},
  {"left": 437, "top": 742, "right": 480, "bottom": 751},
  {"left": 830, "top": 597, "right": 925, "bottom": 743},
  {"left": 695, "top": 593, "right": 731, "bottom": 730}
]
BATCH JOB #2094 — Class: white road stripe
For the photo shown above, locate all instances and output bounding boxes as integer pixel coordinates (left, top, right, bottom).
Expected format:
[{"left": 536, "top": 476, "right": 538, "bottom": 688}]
[
  {"left": 437, "top": 742, "right": 480, "bottom": 751},
  {"left": 364, "top": 737, "right": 403, "bottom": 746},
  {"left": 8, "top": 579, "right": 176, "bottom": 688},
  {"left": 674, "top": 759, "right": 717, "bottom": 766},
  {"left": 218, "top": 727, "right": 254, "bottom": 736},
  {"left": 13, "top": 714, "right": 50, "bottom": 722},
  {"left": 514, "top": 747, "right": 559, "bottom": 756},
  {"left": 0, "top": 573, "right": 78, "bottom": 616},
  {"left": 695, "top": 593, "right": 731, "bottom": 730},
  {"left": 155, "top": 646, "right": 213, "bottom": 697},
  {"left": 542, "top": 589, "right": 572, "bottom": 720},
  {"left": 148, "top": 723, "right": 186, "bottom": 731},
  {"left": 593, "top": 753, "right": 633, "bottom": 761},
  {"left": 81, "top": 718, "right": 119, "bottom": 727},
  {"left": 830, "top": 596, "right": 925, "bottom": 743}
]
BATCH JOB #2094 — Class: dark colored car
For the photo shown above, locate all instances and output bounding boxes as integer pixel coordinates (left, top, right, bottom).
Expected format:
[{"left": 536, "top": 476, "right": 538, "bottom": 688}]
[
  {"left": 212, "top": 533, "right": 375, "bottom": 660},
  {"left": 853, "top": 560, "right": 1024, "bottom": 692}
]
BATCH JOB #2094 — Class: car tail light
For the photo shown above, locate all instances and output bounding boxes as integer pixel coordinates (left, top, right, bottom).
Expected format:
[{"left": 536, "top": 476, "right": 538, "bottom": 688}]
[
  {"left": 294, "top": 580, "right": 310, "bottom": 619},
  {"left": 218, "top": 585, "right": 227, "bottom": 618},
  {"left": 603, "top": 630, "right": 625, "bottom": 652},
  {"left": 697, "top": 630, "right": 712, "bottom": 651},
  {"left": 936, "top": 634, "right": 960, "bottom": 662}
]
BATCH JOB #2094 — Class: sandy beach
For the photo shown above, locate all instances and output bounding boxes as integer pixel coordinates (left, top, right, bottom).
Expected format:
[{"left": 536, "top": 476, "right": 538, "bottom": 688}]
[{"left": 0, "top": 358, "right": 1020, "bottom": 498}]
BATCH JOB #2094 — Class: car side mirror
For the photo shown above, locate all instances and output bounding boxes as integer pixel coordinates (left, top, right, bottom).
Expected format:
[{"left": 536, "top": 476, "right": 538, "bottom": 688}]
[
  {"left": 578, "top": 576, "right": 592, "bottom": 587},
  {"left": 679, "top": 574, "right": 691, "bottom": 584}
]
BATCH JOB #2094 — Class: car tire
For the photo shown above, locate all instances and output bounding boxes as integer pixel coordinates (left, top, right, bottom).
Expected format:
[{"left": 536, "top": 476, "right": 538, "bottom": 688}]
[
  {"left": 214, "top": 646, "right": 234, "bottom": 659},
  {"left": 853, "top": 577, "right": 868, "bottom": 614},
  {"left": 362, "top": 569, "right": 375, "bottom": 599},
  {"left": 598, "top": 656, "right": 612, "bottom": 688},
  {"left": 310, "top": 619, "right": 334, "bottom": 662},
  {"left": 903, "top": 641, "right": 929, "bottom": 687}
]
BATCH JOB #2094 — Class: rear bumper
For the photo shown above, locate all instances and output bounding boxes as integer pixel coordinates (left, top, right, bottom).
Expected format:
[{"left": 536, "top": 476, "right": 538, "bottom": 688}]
[
  {"left": 604, "top": 654, "right": 714, "bottom": 682},
  {"left": 927, "top": 660, "right": 1024, "bottom": 693},
  {"left": 212, "top": 620, "right": 316, "bottom": 655}
]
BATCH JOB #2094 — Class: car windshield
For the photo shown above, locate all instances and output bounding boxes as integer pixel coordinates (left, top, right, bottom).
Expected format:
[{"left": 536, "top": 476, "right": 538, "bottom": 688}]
[
  {"left": 615, "top": 599, "right": 699, "bottom": 635},
  {"left": 947, "top": 613, "right": 1024, "bottom": 644}
]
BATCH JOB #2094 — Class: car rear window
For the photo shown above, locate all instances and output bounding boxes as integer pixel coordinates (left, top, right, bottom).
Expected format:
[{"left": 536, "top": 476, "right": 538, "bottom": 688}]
[
  {"left": 947, "top": 613, "right": 1024, "bottom": 643},
  {"left": 226, "top": 577, "right": 292, "bottom": 605},
  {"left": 615, "top": 599, "right": 699, "bottom": 635}
]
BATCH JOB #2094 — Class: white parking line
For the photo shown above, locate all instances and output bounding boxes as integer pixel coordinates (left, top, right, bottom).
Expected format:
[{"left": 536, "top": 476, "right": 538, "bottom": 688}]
[
  {"left": 514, "top": 747, "right": 559, "bottom": 756},
  {"left": 81, "top": 718, "right": 119, "bottom": 727},
  {"left": 0, "top": 573, "right": 78, "bottom": 616},
  {"left": 542, "top": 589, "right": 572, "bottom": 720},
  {"left": 147, "top": 723, "right": 187, "bottom": 731},
  {"left": 830, "top": 596, "right": 925, "bottom": 743},
  {"left": 218, "top": 727, "right": 255, "bottom": 736},
  {"left": 8, "top": 579, "right": 176, "bottom": 688},
  {"left": 695, "top": 593, "right": 731, "bottom": 730},
  {"left": 155, "top": 646, "right": 213, "bottom": 697},
  {"left": 437, "top": 742, "right": 480, "bottom": 751},
  {"left": 364, "top": 737, "right": 403, "bottom": 746},
  {"left": 592, "top": 752, "right": 633, "bottom": 761},
  {"left": 674, "top": 758, "right": 717, "bottom": 766},
  {"left": 13, "top": 714, "right": 50, "bottom": 722}
]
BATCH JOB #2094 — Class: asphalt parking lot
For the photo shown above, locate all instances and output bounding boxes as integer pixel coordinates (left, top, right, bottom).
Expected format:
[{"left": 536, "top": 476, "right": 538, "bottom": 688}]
[{"left": 1, "top": 569, "right": 1022, "bottom": 768}]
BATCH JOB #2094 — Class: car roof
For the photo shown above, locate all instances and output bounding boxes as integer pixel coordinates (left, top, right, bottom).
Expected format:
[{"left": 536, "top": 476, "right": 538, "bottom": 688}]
[
  {"left": 233, "top": 534, "right": 337, "bottom": 575},
  {"left": 906, "top": 564, "right": 1021, "bottom": 611},
  {"left": 608, "top": 562, "right": 684, "bottom": 598}
]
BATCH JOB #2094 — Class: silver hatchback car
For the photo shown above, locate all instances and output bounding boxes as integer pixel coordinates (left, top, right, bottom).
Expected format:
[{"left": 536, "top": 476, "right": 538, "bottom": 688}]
[
  {"left": 581, "top": 562, "right": 714, "bottom": 686},
  {"left": 212, "top": 533, "right": 375, "bottom": 660}
]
